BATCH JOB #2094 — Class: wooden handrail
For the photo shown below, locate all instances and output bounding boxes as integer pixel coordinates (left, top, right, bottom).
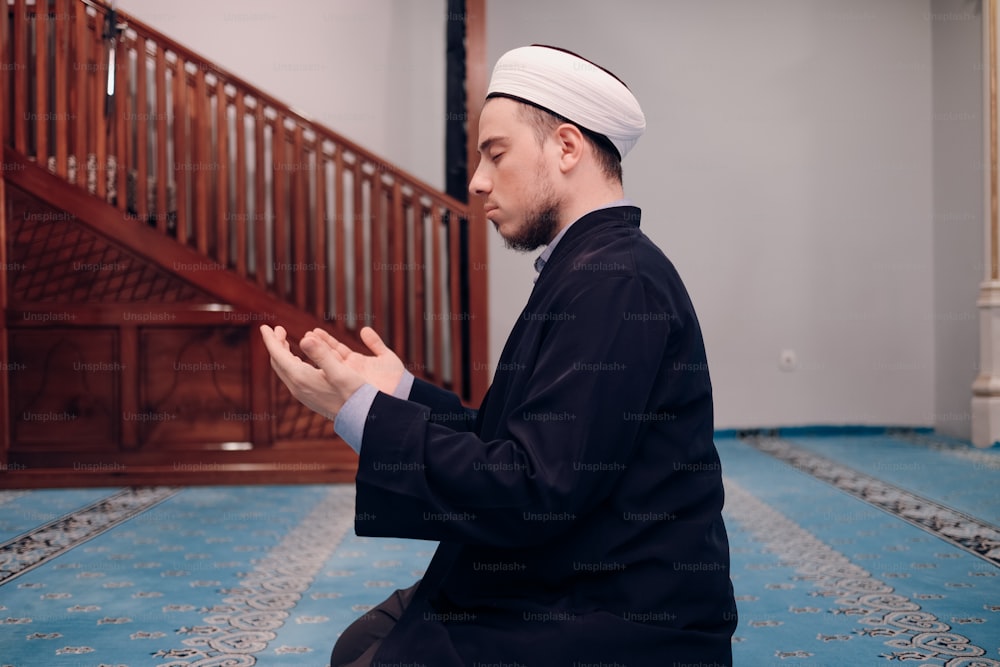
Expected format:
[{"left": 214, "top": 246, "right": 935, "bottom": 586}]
[{"left": 2, "top": 0, "right": 489, "bottom": 403}]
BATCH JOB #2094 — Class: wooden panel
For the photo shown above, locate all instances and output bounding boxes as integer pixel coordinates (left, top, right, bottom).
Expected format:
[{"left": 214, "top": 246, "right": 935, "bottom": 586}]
[
  {"left": 9, "top": 328, "right": 119, "bottom": 448},
  {"left": 138, "top": 326, "right": 250, "bottom": 446}
]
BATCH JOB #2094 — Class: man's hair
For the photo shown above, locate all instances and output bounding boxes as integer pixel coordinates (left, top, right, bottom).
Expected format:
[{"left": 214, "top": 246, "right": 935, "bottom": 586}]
[{"left": 512, "top": 99, "right": 623, "bottom": 184}]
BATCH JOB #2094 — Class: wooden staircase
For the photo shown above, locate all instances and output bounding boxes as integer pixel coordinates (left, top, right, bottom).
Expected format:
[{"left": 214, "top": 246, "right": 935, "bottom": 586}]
[{"left": 0, "top": 0, "right": 488, "bottom": 487}]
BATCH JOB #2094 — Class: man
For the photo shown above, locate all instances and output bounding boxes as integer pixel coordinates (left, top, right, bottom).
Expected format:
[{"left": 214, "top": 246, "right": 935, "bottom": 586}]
[{"left": 262, "top": 45, "right": 737, "bottom": 667}]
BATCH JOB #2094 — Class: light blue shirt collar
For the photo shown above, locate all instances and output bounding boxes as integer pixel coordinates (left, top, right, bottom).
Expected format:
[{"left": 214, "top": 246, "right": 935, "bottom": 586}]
[{"left": 533, "top": 199, "right": 633, "bottom": 281}]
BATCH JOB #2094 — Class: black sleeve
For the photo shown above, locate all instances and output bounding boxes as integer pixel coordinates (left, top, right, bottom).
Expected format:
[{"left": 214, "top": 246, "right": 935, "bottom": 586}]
[
  {"left": 407, "top": 377, "right": 478, "bottom": 433},
  {"left": 354, "top": 275, "right": 669, "bottom": 547}
]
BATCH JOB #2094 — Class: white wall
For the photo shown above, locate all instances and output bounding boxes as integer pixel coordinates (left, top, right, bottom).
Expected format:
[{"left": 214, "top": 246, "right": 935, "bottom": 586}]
[
  {"left": 119, "top": 0, "right": 446, "bottom": 189},
  {"left": 486, "top": 0, "right": 943, "bottom": 430},
  {"left": 931, "top": 0, "right": 982, "bottom": 440}
]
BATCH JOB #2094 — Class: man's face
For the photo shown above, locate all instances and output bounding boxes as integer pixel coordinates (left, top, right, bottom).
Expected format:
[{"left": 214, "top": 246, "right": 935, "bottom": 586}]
[{"left": 468, "top": 97, "right": 563, "bottom": 252}]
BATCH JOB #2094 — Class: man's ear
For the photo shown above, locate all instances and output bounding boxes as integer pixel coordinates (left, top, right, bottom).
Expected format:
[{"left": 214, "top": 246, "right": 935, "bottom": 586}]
[{"left": 553, "top": 123, "right": 585, "bottom": 174}]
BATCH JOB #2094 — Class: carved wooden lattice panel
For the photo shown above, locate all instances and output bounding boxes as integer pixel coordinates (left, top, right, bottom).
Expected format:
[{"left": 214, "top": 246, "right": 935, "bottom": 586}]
[{"left": 6, "top": 199, "right": 215, "bottom": 304}]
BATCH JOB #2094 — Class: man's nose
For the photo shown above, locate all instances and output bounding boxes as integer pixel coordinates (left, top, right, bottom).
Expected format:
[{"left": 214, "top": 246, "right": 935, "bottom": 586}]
[{"left": 468, "top": 163, "right": 491, "bottom": 197}]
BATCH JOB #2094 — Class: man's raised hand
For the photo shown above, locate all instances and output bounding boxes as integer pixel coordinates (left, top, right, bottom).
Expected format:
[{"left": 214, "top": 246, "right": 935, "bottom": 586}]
[
  {"left": 259, "top": 324, "right": 367, "bottom": 420},
  {"left": 306, "top": 326, "right": 406, "bottom": 395}
]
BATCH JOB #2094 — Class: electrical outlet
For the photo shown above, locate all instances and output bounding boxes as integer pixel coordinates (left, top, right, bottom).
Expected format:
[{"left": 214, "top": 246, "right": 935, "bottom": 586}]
[{"left": 779, "top": 349, "right": 798, "bottom": 372}]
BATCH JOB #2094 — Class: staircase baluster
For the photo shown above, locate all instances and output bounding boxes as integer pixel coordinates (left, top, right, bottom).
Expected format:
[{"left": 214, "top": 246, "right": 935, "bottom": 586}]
[
  {"left": 54, "top": 0, "right": 69, "bottom": 178},
  {"left": 234, "top": 89, "right": 247, "bottom": 277},
  {"left": 214, "top": 76, "right": 228, "bottom": 268},
  {"left": 253, "top": 100, "right": 267, "bottom": 287},
  {"left": 390, "top": 180, "right": 405, "bottom": 356},
  {"left": 352, "top": 156, "right": 365, "bottom": 331},
  {"left": 313, "top": 140, "right": 327, "bottom": 321},
  {"left": 448, "top": 206, "right": 462, "bottom": 395},
  {"left": 154, "top": 42, "right": 167, "bottom": 232},
  {"left": 13, "top": 0, "right": 27, "bottom": 154},
  {"left": 72, "top": 0, "right": 86, "bottom": 188},
  {"left": 272, "top": 113, "right": 288, "bottom": 299},
  {"left": 113, "top": 31, "right": 126, "bottom": 213},
  {"left": 171, "top": 57, "right": 187, "bottom": 241},
  {"left": 134, "top": 34, "right": 148, "bottom": 222},
  {"left": 370, "top": 169, "right": 384, "bottom": 331},
  {"left": 93, "top": 8, "right": 106, "bottom": 200},
  {"left": 33, "top": 0, "right": 48, "bottom": 165},
  {"left": 412, "top": 201, "right": 427, "bottom": 379},
  {"left": 292, "top": 123, "right": 307, "bottom": 310},
  {"left": 333, "top": 148, "right": 345, "bottom": 321},
  {"left": 192, "top": 65, "right": 208, "bottom": 253}
]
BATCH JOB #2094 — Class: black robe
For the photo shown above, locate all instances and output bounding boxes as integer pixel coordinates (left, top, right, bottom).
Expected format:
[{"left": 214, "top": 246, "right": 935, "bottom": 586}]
[{"left": 354, "top": 206, "right": 737, "bottom": 666}]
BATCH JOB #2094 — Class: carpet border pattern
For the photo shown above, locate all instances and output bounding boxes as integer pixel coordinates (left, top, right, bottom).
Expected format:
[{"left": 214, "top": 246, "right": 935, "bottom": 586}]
[
  {"left": 0, "top": 487, "right": 180, "bottom": 587},
  {"left": 743, "top": 436, "right": 1000, "bottom": 569},
  {"left": 725, "top": 478, "right": 1000, "bottom": 665},
  {"left": 153, "top": 485, "right": 356, "bottom": 665}
]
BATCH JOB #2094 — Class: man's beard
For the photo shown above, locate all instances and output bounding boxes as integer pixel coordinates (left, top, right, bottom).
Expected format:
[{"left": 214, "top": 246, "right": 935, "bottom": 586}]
[{"left": 498, "top": 190, "right": 562, "bottom": 253}]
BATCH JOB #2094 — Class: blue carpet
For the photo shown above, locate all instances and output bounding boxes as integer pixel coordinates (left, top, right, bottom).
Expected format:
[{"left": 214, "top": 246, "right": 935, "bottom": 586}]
[
  {"left": 1, "top": 432, "right": 997, "bottom": 666},
  {"left": 719, "top": 434, "right": 1000, "bottom": 665}
]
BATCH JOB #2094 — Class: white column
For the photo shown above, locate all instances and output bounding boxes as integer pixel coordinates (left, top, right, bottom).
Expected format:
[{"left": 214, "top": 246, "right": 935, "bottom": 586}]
[{"left": 973, "top": 0, "right": 1000, "bottom": 447}]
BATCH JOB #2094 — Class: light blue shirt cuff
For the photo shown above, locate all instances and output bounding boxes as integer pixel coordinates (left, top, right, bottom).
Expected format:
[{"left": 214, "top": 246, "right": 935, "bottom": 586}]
[
  {"left": 333, "top": 383, "right": 379, "bottom": 454},
  {"left": 394, "top": 370, "right": 415, "bottom": 399},
  {"left": 333, "top": 371, "right": 415, "bottom": 454}
]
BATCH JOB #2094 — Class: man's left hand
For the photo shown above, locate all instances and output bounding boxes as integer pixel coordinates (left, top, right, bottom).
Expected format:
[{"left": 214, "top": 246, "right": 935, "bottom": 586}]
[{"left": 260, "top": 325, "right": 366, "bottom": 421}]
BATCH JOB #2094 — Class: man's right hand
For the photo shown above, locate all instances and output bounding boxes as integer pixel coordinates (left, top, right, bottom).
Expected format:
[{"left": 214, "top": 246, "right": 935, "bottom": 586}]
[{"left": 307, "top": 326, "right": 406, "bottom": 396}]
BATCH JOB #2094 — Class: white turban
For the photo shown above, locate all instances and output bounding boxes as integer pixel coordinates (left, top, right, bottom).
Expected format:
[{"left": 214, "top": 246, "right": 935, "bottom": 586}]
[{"left": 486, "top": 45, "right": 646, "bottom": 160}]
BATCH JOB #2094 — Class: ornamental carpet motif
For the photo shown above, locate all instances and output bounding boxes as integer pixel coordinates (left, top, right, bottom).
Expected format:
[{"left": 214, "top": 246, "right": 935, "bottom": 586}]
[{"left": 0, "top": 431, "right": 997, "bottom": 666}]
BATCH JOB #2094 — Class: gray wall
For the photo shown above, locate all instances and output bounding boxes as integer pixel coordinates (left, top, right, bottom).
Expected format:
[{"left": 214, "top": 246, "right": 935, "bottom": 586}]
[
  {"left": 487, "top": 0, "right": 948, "bottom": 430},
  {"left": 931, "top": 0, "right": 982, "bottom": 440}
]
